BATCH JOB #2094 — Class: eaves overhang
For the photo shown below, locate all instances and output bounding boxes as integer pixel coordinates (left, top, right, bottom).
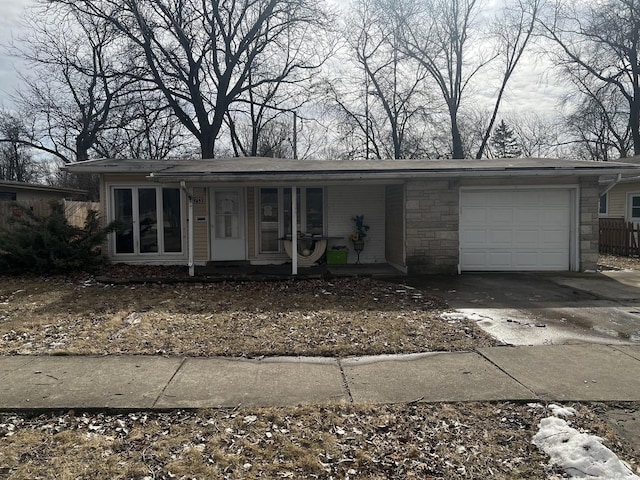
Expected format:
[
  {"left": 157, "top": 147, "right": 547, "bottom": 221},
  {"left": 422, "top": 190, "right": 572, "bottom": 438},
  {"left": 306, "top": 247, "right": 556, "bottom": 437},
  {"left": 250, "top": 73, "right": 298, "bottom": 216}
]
[
  {"left": 63, "top": 157, "right": 640, "bottom": 183},
  {"left": 146, "top": 166, "right": 640, "bottom": 184}
]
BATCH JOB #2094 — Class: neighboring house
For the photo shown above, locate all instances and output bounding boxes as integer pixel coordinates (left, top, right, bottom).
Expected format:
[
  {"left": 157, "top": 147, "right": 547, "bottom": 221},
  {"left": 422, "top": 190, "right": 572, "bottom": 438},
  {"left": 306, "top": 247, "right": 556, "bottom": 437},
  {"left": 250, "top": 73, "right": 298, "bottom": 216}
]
[
  {"left": 0, "top": 180, "right": 87, "bottom": 203},
  {"left": 0, "top": 180, "right": 90, "bottom": 229},
  {"left": 64, "top": 157, "right": 640, "bottom": 275},
  {"left": 599, "top": 176, "right": 640, "bottom": 223}
]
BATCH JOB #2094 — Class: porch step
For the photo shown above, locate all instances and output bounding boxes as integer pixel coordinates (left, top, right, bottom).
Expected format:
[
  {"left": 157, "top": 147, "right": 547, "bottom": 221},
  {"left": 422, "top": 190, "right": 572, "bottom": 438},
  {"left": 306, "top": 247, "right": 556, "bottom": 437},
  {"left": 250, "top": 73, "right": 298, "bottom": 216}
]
[{"left": 204, "top": 261, "right": 252, "bottom": 268}]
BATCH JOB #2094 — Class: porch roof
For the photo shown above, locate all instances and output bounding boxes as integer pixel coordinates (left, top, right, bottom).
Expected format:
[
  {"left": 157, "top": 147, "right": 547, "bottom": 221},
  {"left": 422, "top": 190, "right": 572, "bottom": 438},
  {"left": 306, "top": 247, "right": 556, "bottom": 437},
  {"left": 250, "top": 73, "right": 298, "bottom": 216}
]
[{"left": 63, "top": 157, "right": 640, "bottom": 182}]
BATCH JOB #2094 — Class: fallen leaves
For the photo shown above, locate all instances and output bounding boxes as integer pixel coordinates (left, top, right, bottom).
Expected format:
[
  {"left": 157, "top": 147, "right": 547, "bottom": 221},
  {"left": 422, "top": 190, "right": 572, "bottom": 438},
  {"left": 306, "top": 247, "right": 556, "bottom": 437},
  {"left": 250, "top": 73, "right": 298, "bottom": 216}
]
[
  {"left": 0, "top": 275, "right": 497, "bottom": 357},
  {"left": 0, "top": 403, "right": 566, "bottom": 479}
]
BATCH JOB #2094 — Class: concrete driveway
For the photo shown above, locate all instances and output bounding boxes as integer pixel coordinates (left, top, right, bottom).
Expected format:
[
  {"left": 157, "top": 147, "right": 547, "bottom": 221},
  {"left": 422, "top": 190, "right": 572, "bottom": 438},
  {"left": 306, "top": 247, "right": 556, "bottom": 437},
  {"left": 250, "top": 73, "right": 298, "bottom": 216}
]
[{"left": 402, "top": 270, "right": 640, "bottom": 346}]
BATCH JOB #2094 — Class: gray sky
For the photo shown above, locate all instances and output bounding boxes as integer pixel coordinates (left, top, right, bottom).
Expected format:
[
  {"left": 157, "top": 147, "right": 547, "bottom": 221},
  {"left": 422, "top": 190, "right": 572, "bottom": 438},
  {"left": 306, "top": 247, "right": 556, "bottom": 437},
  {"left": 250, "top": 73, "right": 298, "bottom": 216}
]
[
  {"left": 0, "top": 0, "right": 565, "bottom": 118},
  {"left": 0, "top": 0, "right": 34, "bottom": 108}
]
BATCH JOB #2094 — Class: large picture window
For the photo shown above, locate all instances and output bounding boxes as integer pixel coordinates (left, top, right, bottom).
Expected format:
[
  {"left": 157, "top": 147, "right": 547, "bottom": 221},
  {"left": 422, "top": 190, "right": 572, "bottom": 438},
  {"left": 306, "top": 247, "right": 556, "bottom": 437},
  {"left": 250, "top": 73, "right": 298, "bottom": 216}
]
[
  {"left": 258, "top": 187, "right": 324, "bottom": 254},
  {"left": 112, "top": 186, "right": 183, "bottom": 255}
]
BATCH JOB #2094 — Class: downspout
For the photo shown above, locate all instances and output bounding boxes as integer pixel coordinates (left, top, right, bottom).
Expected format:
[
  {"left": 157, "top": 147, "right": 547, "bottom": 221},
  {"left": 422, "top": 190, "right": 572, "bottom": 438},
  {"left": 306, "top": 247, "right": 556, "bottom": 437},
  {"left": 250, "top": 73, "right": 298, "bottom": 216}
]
[
  {"left": 180, "top": 181, "right": 195, "bottom": 277},
  {"left": 601, "top": 173, "right": 623, "bottom": 197}
]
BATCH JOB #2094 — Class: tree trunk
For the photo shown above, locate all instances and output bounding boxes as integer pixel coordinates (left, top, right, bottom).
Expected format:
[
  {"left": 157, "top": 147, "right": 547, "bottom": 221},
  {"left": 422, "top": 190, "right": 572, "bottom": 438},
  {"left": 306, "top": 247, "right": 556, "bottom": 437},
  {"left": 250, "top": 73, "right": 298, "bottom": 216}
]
[
  {"left": 200, "top": 129, "right": 216, "bottom": 159},
  {"left": 450, "top": 108, "right": 464, "bottom": 159}
]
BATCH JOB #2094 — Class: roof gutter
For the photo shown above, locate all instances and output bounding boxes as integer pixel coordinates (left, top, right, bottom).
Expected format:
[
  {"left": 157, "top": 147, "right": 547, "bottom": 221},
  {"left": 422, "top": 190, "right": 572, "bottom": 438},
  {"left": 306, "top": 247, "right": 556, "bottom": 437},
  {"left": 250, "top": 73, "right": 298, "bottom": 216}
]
[{"left": 145, "top": 167, "right": 640, "bottom": 184}]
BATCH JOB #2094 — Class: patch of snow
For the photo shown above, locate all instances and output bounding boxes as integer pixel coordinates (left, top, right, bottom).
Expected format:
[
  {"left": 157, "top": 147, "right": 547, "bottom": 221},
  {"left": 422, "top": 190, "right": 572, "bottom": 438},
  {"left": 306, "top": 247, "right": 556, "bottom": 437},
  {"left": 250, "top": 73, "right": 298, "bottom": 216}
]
[
  {"left": 548, "top": 404, "right": 576, "bottom": 418},
  {"left": 440, "top": 312, "right": 489, "bottom": 322},
  {"left": 533, "top": 407, "right": 640, "bottom": 479}
]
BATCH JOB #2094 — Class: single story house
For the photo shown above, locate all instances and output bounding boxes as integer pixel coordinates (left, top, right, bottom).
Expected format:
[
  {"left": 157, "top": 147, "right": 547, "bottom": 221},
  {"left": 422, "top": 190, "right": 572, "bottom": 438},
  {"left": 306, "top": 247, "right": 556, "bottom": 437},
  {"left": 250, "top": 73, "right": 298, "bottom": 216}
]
[
  {"left": 598, "top": 176, "right": 640, "bottom": 221},
  {"left": 599, "top": 156, "right": 640, "bottom": 222},
  {"left": 0, "top": 180, "right": 89, "bottom": 229},
  {"left": 0, "top": 180, "right": 87, "bottom": 203},
  {"left": 65, "top": 157, "right": 640, "bottom": 275}
]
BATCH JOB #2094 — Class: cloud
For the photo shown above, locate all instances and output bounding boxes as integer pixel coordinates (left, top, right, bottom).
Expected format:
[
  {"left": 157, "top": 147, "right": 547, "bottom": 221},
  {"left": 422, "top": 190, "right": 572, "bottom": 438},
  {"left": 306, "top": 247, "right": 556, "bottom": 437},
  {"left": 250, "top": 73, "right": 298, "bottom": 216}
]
[{"left": 0, "top": 0, "right": 33, "bottom": 108}]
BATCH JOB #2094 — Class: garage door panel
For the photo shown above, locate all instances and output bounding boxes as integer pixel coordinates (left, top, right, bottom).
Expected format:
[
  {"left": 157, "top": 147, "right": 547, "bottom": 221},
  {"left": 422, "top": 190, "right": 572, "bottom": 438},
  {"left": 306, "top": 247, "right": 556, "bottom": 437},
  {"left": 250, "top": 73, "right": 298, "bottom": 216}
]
[
  {"left": 490, "top": 229, "right": 512, "bottom": 245},
  {"left": 487, "top": 252, "right": 514, "bottom": 268},
  {"left": 460, "top": 207, "right": 487, "bottom": 224},
  {"left": 462, "top": 191, "right": 488, "bottom": 205},
  {"left": 460, "top": 251, "right": 487, "bottom": 269},
  {"left": 513, "top": 252, "right": 539, "bottom": 268},
  {"left": 542, "top": 209, "right": 570, "bottom": 224},
  {"left": 518, "top": 209, "right": 540, "bottom": 223},
  {"left": 514, "top": 229, "right": 539, "bottom": 245},
  {"left": 543, "top": 190, "right": 570, "bottom": 203},
  {"left": 460, "top": 189, "right": 572, "bottom": 271},
  {"left": 488, "top": 208, "right": 514, "bottom": 223},
  {"left": 542, "top": 229, "right": 568, "bottom": 244},
  {"left": 541, "top": 252, "right": 568, "bottom": 267},
  {"left": 485, "top": 191, "right": 514, "bottom": 204},
  {"left": 461, "top": 229, "right": 487, "bottom": 245}
]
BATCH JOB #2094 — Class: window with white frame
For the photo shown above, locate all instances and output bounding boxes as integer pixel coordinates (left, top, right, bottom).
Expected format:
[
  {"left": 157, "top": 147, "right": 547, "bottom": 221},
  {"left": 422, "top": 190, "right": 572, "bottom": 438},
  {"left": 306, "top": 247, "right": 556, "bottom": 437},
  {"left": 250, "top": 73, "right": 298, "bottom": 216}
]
[
  {"left": 599, "top": 193, "right": 608, "bottom": 215},
  {"left": 630, "top": 194, "right": 640, "bottom": 222},
  {"left": 258, "top": 187, "right": 324, "bottom": 254},
  {"left": 111, "top": 186, "right": 183, "bottom": 255}
]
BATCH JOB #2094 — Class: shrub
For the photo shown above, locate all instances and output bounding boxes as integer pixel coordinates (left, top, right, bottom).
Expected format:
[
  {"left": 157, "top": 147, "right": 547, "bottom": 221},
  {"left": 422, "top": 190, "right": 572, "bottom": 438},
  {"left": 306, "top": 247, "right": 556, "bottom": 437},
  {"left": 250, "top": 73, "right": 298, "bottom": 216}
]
[{"left": 0, "top": 201, "right": 115, "bottom": 274}]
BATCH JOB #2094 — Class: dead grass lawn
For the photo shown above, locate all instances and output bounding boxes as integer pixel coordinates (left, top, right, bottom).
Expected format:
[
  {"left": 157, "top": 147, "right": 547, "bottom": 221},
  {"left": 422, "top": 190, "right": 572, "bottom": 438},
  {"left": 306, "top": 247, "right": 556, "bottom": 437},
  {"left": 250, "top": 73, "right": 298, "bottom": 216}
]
[
  {"left": 0, "top": 275, "right": 496, "bottom": 357},
  {"left": 3, "top": 402, "right": 635, "bottom": 479}
]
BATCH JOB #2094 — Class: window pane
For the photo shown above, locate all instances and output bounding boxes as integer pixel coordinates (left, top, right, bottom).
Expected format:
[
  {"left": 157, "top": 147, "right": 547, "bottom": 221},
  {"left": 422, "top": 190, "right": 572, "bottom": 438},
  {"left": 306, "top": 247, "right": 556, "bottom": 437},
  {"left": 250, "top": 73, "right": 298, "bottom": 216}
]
[
  {"left": 138, "top": 188, "right": 158, "bottom": 253},
  {"left": 306, "top": 188, "right": 323, "bottom": 235},
  {"left": 633, "top": 196, "right": 640, "bottom": 208},
  {"left": 260, "top": 188, "right": 279, "bottom": 252},
  {"left": 283, "top": 188, "right": 300, "bottom": 236},
  {"left": 163, "top": 188, "right": 182, "bottom": 253},
  {"left": 114, "top": 189, "right": 133, "bottom": 254},
  {"left": 599, "top": 194, "right": 607, "bottom": 215},
  {"left": 0, "top": 191, "right": 17, "bottom": 201}
]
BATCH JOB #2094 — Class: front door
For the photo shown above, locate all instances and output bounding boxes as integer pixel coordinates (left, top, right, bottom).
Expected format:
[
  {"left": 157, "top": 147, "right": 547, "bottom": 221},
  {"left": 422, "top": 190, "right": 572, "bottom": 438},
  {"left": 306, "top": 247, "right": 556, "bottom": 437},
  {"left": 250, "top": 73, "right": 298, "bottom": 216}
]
[{"left": 210, "top": 188, "right": 246, "bottom": 261}]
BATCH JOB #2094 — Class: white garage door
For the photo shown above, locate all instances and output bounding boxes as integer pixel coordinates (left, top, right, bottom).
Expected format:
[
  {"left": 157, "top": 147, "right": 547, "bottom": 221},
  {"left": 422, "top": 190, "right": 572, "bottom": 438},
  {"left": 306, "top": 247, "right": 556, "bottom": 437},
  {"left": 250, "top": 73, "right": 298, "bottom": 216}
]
[{"left": 459, "top": 189, "right": 573, "bottom": 271}]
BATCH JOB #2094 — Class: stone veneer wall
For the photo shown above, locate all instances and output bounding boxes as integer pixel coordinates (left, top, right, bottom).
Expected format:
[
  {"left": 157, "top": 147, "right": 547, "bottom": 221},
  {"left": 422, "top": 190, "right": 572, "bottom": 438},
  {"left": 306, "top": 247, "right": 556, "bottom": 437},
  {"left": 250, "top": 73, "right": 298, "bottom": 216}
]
[
  {"left": 405, "top": 178, "right": 460, "bottom": 274},
  {"left": 579, "top": 177, "right": 600, "bottom": 272}
]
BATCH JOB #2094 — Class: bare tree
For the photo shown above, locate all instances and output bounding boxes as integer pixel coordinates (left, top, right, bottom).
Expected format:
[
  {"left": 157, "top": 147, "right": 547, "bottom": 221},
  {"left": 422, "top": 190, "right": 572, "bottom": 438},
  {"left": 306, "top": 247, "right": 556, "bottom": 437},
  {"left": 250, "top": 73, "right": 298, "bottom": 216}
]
[
  {"left": 474, "top": 0, "right": 540, "bottom": 158},
  {"left": 350, "top": 0, "right": 432, "bottom": 159},
  {"left": 564, "top": 89, "right": 632, "bottom": 161},
  {"left": 509, "top": 113, "right": 564, "bottom": 158},
  {"left": 0, "top": 112, "right": 44, "bottom": 183},
  {"left": 93, "top": 91, "right": 193, "bottom": 159},
  {"left": 10, "top": 3, "right": 133, "bottom": 163},
  {"left": 539, "top": 0, "right": 640, "bottom": 156},
  {"left": 387, "top": 0, "right": 487, "bottom": 158},
  {"left": 377, "top": 0, "right": 538, "bottom": 159},
  {"left": 49, "top": 0, "right": 334, "bottom": 159}
]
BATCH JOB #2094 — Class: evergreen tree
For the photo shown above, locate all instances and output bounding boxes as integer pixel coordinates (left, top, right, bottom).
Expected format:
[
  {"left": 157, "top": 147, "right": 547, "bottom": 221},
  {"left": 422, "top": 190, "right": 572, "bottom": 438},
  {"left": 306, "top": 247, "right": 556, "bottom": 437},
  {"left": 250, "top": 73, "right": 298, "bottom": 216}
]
[
  {"left": 491, "top": 120, "right": 522, "bottom": 158},
  {"left": 0, "top": 201, "right": 115, "bottom": 274}
]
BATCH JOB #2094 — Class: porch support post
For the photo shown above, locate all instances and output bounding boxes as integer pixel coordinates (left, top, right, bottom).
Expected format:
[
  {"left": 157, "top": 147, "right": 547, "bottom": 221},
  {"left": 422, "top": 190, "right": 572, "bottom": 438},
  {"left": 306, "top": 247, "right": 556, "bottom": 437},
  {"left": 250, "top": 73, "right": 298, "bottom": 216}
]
[
  {"left": 181, "top": 181, "right": 195, "bottom": 277},
  {"left": 291, "top": 185, "right": 298, "bottom": 276}
]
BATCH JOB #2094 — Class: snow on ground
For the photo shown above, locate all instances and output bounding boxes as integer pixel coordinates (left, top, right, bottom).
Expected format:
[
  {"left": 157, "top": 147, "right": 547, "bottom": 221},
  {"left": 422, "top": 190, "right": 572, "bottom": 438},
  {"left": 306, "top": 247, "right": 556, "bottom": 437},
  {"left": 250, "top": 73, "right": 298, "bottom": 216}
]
[{"left": 532, "top": 404, "right": 640, "bottom": 479}]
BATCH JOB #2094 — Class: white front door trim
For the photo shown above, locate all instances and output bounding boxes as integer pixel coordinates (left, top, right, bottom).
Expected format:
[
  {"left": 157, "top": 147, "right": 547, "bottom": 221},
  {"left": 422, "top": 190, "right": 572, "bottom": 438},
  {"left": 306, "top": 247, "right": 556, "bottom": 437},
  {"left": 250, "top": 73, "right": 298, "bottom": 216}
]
[{"left": 209, "top": 187, "right": 247, "bottom": 261}]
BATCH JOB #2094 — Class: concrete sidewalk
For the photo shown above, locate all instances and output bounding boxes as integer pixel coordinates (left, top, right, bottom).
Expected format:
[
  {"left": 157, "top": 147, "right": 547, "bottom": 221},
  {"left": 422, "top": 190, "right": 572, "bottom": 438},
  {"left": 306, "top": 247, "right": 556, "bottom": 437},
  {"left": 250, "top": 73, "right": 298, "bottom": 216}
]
[{"left": 2, "top": 344, "right": 640, "bottom": 411}]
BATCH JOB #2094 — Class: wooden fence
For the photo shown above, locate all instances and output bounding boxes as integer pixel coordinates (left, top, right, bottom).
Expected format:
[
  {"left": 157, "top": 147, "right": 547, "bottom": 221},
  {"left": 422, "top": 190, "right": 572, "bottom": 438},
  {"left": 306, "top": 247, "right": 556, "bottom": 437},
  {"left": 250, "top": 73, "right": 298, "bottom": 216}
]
[
  {"left": 63, "top": 200, "right": 101, "bottom": 228},
  {"left": 599, "top": 217, "right": 640, "bottom": 256},
  {"left": 0, "top": 200, "right": 100, "bottom": 230}
]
